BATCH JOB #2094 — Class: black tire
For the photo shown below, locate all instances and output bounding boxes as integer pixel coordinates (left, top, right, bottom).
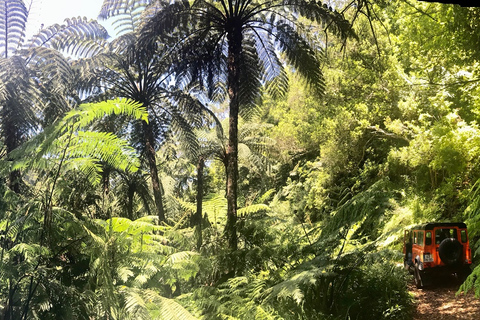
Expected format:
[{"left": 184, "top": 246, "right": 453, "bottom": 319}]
[
  {"left": 414, "top": 266, "right": 424, "bottom": 289},
  {"left": 438, "top": 238, "right": 463, "bottom": 266}
]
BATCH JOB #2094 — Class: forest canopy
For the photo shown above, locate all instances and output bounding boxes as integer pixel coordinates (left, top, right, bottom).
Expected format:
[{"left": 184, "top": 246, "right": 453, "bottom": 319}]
[{"left": 1, "top": 0, "right": 480, "bottom": 319}]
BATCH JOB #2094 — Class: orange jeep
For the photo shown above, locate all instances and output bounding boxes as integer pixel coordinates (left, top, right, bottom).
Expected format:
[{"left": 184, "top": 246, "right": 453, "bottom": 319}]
[{"left": 403, "top": 222, "right": 472, "bottom": 288}]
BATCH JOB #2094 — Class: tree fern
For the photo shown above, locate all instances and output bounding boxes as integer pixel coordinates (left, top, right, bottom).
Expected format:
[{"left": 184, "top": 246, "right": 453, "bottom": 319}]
[
  {"left": 0, "top": 0, "right": 28, "bottom": 58},
  {"left": 80, "top": 214, "right": 202, "bottom": 319},
  {"left": 0, "top": 1, "right": 110, "bottom": 191},
  {"left": 146, "top": 291, "right": 198, "bottom": 320},
  {"left": 10, "top": 98, "right": 146, "bottom": 181}
]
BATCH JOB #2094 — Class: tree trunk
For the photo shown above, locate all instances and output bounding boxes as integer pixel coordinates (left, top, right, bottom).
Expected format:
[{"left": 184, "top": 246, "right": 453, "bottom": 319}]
[
  {"left": 8, "top": 170, "right": 21, "bottom": 193},
  {"left": 4, "top": 101, "right": 22, "bottom": 193},
  {"left": 224, "top": 26, "right": 242, "bottom": 251},
  {"left": 127, "top": 184, "right": 135, "bottom": 220},
  {"left": 102, "top": 166, "right": 111, "bottom": 218},
  {"left": 143, "top": 121, "right": 165, "bottom": 221},
  {"left": 194, "top": 157, "right": 204, "bottom": 250}
]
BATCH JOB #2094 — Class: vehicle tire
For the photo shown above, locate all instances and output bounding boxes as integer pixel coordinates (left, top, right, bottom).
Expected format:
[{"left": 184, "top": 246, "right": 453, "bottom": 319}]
[
  {"left": 414, "top": 266, "right": 424, "bottom": 289},
  {"left": 438, "top": 238, "right": 462, "bottom": 266}
]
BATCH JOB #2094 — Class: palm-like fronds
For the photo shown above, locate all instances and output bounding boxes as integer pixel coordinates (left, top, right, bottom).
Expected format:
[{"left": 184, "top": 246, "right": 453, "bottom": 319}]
[
  {"left": 82, "top": 215, "right": 200, "bottom": 319},
  {"left": 0, "top": 0, "right": 110, "bottom": 191},
  {"left": 9, "top": 99, "right": 147, "bottom": 186},
  {"left": 131, "top": 0, "right": 355, "bottom": 249},
  {"left": 81, "top": 21, "right": 216, "bottom": 221},
  {"left": 27, "top": 17, "right": 108, "bottom": 56},
  {"left": 0, "top": 0, "right": 28, "bottom": 58},
  {"left": 100, "top": 0, "right": 153, "bottom": 36}
]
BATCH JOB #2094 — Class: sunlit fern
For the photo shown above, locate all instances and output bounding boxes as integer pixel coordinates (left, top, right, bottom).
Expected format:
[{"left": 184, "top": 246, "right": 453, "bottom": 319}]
[{"left": 7, "top": 98, "right": 147, "bottom": 188}]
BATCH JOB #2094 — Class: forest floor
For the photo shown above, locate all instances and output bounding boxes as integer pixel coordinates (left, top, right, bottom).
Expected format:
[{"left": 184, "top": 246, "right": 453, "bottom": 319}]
[{"left": 410, "top": 275, "right": 480, "bottom": 319}]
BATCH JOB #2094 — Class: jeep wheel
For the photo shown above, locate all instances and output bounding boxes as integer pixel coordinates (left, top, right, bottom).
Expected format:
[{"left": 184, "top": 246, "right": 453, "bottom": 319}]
[
  {"left": 438, "top": 238, "right": 463, "bottom": 266},
  {"left": 414, "top": 266, "right": 424, "bottom": 289}
]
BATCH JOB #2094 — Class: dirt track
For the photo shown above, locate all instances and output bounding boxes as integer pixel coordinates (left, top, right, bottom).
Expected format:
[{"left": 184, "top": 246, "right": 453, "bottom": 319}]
[{"left": 410, "top": 275, "right": 480, "bottom": 320}]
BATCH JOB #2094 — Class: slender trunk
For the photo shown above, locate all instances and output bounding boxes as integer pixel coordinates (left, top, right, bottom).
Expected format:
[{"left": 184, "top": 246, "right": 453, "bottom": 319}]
[
  {"left": 143, "top": 121, "right": 165, "bottom": 221},
  {"left": 194, "top": 157, "right": 205, "bottom": 250},
  {"left": 127, "top": 184, "right": 135, "bottom": 220},
  {"left": 8, "top": 170, "right": 21, "bottom": 193},
  {"left": 102, "top": 166, "right": 110, "bottom": 217},
  {"left": 224, "top": 26, "right": 242, "bottom": 251},
  {"left": 4, "top": 101, "right": 22, "bottom": 193}
]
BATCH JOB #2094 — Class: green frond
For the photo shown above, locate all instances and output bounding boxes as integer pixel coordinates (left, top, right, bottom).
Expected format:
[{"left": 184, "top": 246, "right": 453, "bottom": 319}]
[
  {"left": 257, "top": 189, "right": 276, "bottom": 204},
  {"left": 104, "top": 216, "right": 168, "bottom": 235},
  {"left": 24, "top": 46, "right": 74, "bottom": 84},
  {"left": 149, "top": 293, "right": 198, "bottom": 320},
  {"left": 238, "top": 38, "right": 263, "bottom": 119},
  {"left": 138, "top": 0, "right": 193, "bottom": 45},
  {"left": 201, "top": 194, "right": 227, "bottom": 223},
  {"left": 13, "top": 127, "right": 140, "bottom": 185},
  {"left": 118, "top": 266, "right": 135, "bottom": 283},
  {"left": 177, "top": 198, "right": 196, "bottom": 213},
  {"left": 255, "top": 306, "right": 277, "bottom": 320},
  {"left": 238, "top": 204, "right": 270, "bottom": 216},
  {"left": 10, "top": 243, "right": 50, "bottom": 262},
  {"left": 135, "top": 215, "right": 161, "bottom": 224},
  {"left": 268, "top": 270, "right": 315, "bottom": 305},
  {"left": 83, "top": 225, "right": 107, "bottom": 247},
  {"left": 321, "top": 178, "right": 394, "bottom": 239},
  {"left": 459, "top": 265, "right": 480, "bottom": 297},
  {"left": 165, "top": 251, "right": 199, "bottom": 267},
  {"left": 64, "top": 98, "right": 148, "bottom": 127},
  {"left": 62, "top": 157, "right": 103, "bottom": 186},
  {"left": 123, "top": 288, "right": 150, "bottom": 319},
  {"left": 69, "top": 131, "right": 140, "bottom": 171},
  {"left": 282, "top": 0, "right": 355, "bottom": 40},
  {"left": 275, "top": 22, "right": 325, "bottom": 97},
  {"left": 8, "top": 98, "right": 148, "bottom": 183}
]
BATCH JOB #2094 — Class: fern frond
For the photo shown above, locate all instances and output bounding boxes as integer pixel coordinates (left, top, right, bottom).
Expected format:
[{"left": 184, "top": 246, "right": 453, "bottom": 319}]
[
  {"left": 238, "top": 204, "right": 270, "bottom": 216},
  {"left": 27, "top": 17, "right": 108, "bottom": 57},
  {"left": 62, "top": 157, "right": 103, "bottom": 186},
  {"left": 255, "top": 305, "right": 278, "bottom": 320},
  {"left": 70, "top": 131, "right": 139, "bottom": 171},
  {"left": 165, "top": 251, "right": 198, "bottom": 267},
  {"left": 63, "top": 98, "right": 147, "bottom": 127},
  {"left": 118, "top": 266, "right": 134, "bottom": 283},
  {"left": 0, "top": 0, "right": 28, "bottom": 57},
  {"left": 99, "top": 0, "right": 152, "bottom": 20},
  {"left": 10, "top": 242, "right": 50, "bottom": 262},
  {"left": 123, "top": 288, "right": 150, "bottom": 319},
  {"left": 149, "top": 292, "right": 198, "bottom": 320},
  {"left": 275, "top": 22, "right": 325, "bottom": 97}
]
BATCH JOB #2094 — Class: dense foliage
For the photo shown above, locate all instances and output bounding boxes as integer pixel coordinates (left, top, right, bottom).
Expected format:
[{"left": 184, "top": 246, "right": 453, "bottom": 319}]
[{"left": 1, "top": 0, "right": 480, "bottom": 319}]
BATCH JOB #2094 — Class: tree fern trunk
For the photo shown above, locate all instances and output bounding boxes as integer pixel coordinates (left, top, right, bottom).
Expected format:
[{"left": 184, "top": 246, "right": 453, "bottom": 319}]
[
  {"left": 143, "top": 121, "right": 165, "bottom": 221},
  {"left": 127, "top": 184, "right": 135, "bottom": 220},
  {"left": 194, "top": 156, "right": 204, "bottom": 250},
  {"left": 102, "top": 166, "right": 111, "bottom": 216},
  {"left": 224, "top": 25, "right": 242, "bottom": 252},
  {"left": 3, "top": 101, "right": 22, "bottom": 193}
]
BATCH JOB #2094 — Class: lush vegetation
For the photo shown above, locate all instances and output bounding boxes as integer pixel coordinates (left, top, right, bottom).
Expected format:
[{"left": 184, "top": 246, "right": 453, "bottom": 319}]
[{"left": 1, "top": 0, "right": 480, "bottom": 319}]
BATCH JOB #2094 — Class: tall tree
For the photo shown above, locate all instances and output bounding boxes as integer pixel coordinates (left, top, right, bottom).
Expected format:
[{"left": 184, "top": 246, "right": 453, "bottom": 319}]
[
  {"left": 94, "top": 3, "right": 214, "bottom": 221},
  {"left": 138, "top": 0, "right": 354, "bottom": 250}
]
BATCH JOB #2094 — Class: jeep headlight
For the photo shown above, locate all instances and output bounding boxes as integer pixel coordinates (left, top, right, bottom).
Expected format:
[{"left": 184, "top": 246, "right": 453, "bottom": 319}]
[{"left": 423, "top": 253, "right": 434, "bottom": 262}]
